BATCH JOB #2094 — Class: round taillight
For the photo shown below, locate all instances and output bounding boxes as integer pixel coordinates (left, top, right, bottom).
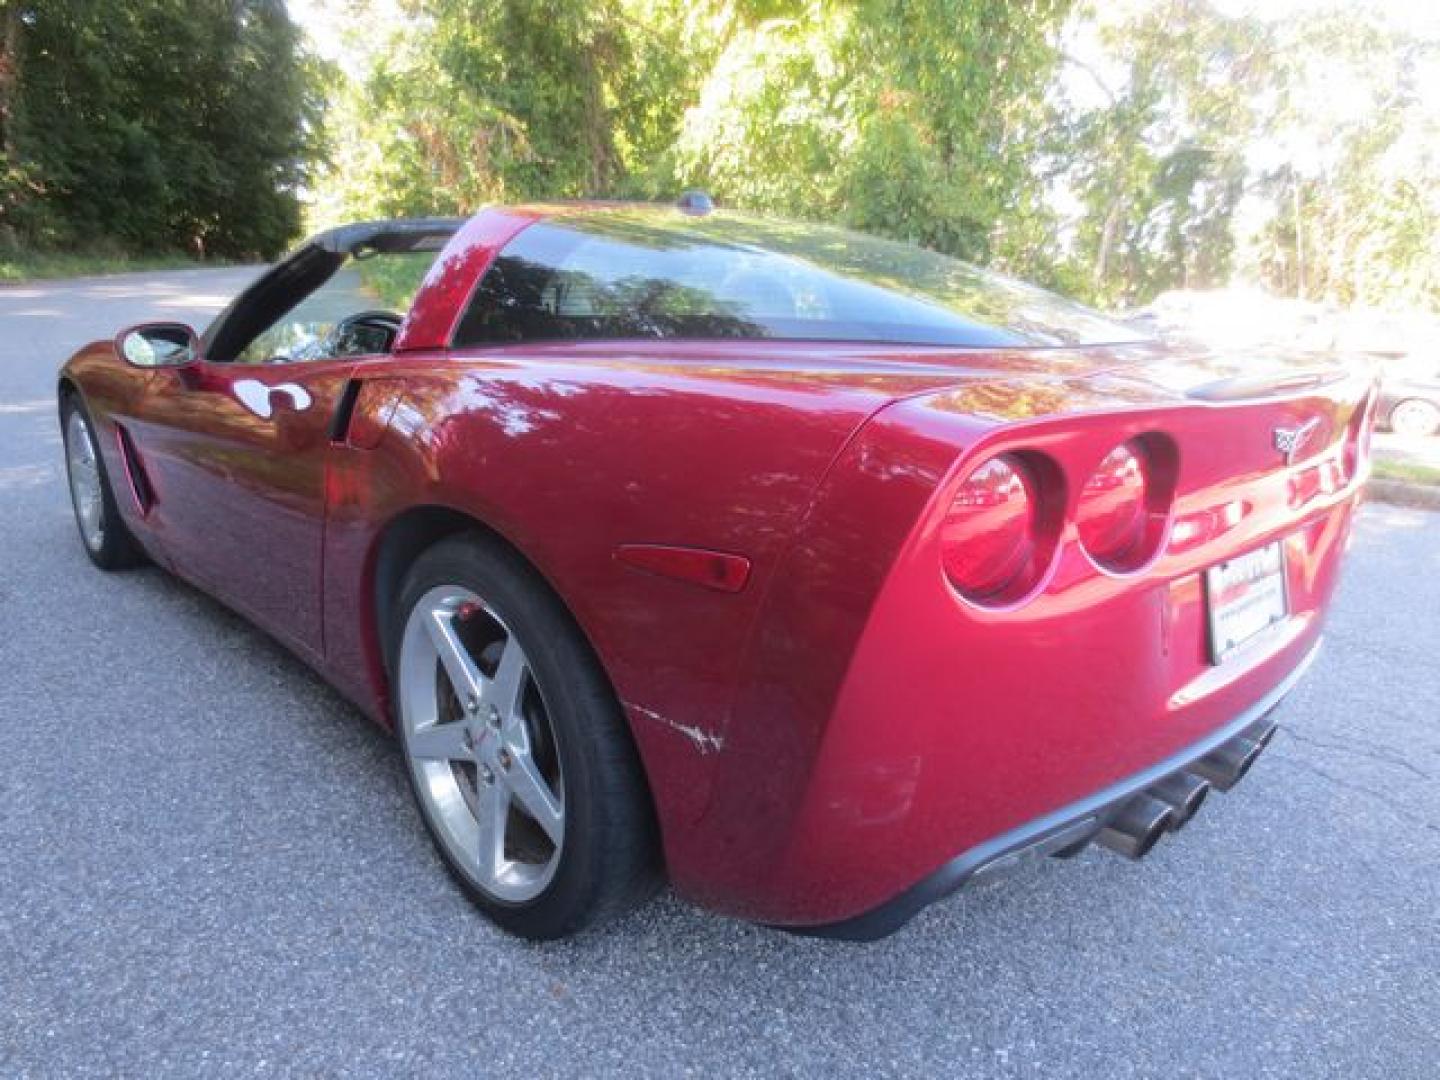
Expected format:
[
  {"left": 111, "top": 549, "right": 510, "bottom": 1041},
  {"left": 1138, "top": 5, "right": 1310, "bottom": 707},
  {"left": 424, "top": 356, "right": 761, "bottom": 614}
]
[
  {"left": 1077, "top": 441, "right": 1150, "bottom": 571},
  {"left": 941, "top": 455, "right": 1038, "bottom": 602}
]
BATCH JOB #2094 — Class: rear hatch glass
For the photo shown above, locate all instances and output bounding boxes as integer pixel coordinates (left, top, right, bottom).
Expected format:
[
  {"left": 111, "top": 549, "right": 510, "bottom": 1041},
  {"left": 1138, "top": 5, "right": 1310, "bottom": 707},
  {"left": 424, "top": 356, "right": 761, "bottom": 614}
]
[{"left": 454, "top": 210, "right": 1147, "bottom": 350}]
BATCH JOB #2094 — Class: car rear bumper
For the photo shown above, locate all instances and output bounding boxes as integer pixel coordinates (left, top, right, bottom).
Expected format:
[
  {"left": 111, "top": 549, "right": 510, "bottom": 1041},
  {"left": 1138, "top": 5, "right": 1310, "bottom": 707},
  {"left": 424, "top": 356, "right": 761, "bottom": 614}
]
[
  {"left": 672, "top": 389, "right": 1363, "bottom": 931},
  {"left": 789, "top": 639, "right": 1318, "bottom": 940}
]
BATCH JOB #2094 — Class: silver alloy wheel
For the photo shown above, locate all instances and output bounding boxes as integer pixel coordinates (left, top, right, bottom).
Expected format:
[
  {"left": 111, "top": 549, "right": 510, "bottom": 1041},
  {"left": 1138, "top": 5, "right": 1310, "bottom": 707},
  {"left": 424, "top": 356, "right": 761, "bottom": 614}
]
[
  {"left": 65, "top": 409, "right": 105, "bottom": 552},
  {"left": 398, "top": 585, "right": 565, "bottom": 902},
  {"left": 1391, "top": 399, "right": 1440, "bottom": 439}
]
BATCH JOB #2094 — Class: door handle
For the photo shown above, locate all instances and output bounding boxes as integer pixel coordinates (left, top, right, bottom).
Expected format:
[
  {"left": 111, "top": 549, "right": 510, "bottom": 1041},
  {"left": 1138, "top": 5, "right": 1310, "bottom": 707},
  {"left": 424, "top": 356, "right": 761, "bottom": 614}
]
[{"left": 234, "top": 379, "right": 313, "bottom": 419}]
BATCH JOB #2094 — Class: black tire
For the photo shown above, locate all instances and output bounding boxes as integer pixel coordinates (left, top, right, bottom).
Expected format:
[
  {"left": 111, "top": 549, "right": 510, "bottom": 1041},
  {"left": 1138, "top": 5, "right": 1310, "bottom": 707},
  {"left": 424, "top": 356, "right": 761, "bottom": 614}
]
[
  {"left": 389, "top": 532, "right": 660, "bottom": 939},
  {"left": 60, "top": 393, "right": 147, "bottom": 571}
]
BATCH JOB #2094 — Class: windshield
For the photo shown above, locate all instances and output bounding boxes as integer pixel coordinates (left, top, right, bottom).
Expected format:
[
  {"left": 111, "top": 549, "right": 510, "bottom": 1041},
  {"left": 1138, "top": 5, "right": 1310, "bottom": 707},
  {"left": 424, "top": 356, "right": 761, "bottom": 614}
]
[
  {"left": 234, "top": 250, "right": 436, "bottom": 364},
  {"left": 202, "top": 218, "right": 461, "bottom": 365},
  {"left": 454, "top": 210, "right": 1143, "bottom": 349}
]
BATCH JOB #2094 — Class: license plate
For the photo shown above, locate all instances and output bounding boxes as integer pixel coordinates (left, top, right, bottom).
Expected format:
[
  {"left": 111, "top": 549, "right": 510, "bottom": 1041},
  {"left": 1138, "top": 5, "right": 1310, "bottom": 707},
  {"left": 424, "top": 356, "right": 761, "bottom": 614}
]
[{"left": 1205, "top": 541, "right": 1288, "bottom": 663}]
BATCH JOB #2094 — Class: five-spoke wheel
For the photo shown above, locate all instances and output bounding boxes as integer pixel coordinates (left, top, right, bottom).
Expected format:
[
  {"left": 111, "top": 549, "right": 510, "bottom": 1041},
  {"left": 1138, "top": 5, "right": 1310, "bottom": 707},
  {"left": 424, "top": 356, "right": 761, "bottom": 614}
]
[
  {"left": 65, "top": 408, "right": 106, "bottom": 552},
  {"left": 392, "top": 534, "right": 658, "bottom": 938},
  {"left": 60, "top": 395, "right": 145, "bottom": 570},
  {"left": 399, "top": 587, "right": 565, "bottom": 902}
]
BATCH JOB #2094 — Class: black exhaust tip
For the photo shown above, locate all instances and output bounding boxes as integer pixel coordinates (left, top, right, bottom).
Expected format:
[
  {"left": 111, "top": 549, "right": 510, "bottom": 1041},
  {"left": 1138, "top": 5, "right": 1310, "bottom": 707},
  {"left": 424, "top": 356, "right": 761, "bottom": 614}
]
[
  {"left": 1247, "top": 720, "right": 1279, "bottom": 750},
  {"left": 1096, "top": 794, "right": 1174, "bottom": 860},
  {"left": 1148, "top": 771, "right": 1211, "bottom": 829},
  {"left": 1191, "top": 737, "right": 1263, "bottom": 792}
]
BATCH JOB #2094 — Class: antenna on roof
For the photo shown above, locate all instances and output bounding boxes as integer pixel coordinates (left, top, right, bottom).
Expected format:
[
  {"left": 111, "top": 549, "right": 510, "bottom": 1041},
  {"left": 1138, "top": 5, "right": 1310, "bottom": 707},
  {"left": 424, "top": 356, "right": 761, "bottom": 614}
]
[{"left": 676, "top": 190, "right": 715, "bottom": 216}]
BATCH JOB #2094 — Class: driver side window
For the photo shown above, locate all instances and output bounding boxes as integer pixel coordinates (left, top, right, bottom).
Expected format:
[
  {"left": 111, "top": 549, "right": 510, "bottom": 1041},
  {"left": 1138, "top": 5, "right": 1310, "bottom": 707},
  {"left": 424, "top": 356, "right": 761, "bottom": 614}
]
[{"left": 235, "top": 251, "right": 435, "bottom": 364}]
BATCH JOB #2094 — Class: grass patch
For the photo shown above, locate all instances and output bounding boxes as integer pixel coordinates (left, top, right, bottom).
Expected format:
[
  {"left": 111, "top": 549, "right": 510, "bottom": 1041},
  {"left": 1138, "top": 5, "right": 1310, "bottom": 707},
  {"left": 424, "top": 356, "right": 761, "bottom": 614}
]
[
  {"left": 0, "top": 250, "right": 229, "bottom": 283},
  {"left": 1373, "top": 458, "right": 1440, "bottom": 487}
]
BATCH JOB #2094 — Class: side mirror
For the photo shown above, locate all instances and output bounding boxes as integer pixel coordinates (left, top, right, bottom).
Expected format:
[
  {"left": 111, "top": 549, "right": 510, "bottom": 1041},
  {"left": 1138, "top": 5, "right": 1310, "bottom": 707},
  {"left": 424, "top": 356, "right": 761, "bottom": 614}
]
[{"left": 116, "top": 322, "right": 200, "bottom": 368}]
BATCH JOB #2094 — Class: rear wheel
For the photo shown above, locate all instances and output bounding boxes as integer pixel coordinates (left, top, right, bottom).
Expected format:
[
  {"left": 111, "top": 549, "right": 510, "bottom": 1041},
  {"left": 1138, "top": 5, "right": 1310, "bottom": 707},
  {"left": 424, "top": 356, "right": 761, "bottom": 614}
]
[
  {"left": 1389, "top": 398, "right": 1440, "bottom": 439},
  {"left": 61, "top": 396, "right": 146, "bottom": 570},
  {"left": 391, "top": 534, "right": 659, "bottom": 939}
]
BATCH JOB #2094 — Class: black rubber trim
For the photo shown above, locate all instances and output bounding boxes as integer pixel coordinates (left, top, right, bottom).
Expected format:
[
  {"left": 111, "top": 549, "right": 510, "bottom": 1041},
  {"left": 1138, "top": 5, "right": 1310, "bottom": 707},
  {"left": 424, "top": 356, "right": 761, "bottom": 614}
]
[
  {"left": 330, "top": 378, "right": 362, "bottom": 443},
  {"left": 203, "top": 219, "right": 464, "bottom": 365},
  {"left": 787, "top": 640, "right": 1322, "bottom": 942},
  {"left": 311, "top": 217, "right": 465, "bottom": 257}
]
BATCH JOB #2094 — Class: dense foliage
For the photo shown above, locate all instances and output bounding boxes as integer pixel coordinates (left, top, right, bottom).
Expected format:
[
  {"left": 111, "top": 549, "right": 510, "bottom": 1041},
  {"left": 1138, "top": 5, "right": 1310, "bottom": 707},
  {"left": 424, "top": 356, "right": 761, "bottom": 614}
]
[
  {"left": 2, "top": 0, "right": 1434, "bottom": 313},
  {"left": 1049, "top": 1, "right": 1440, "bottom": 311},
  {"left": 1261, "top": 13, "right": 1440, "bottom": 311},
  {"left": 0, "top": 0, "right": 324, "bottom": 259},
  {"left": 320, "top": 0, "right": 1074, "bottom": 272},
  {"left": 318, "top": 0, "right": 1440, "bottom": 313}
]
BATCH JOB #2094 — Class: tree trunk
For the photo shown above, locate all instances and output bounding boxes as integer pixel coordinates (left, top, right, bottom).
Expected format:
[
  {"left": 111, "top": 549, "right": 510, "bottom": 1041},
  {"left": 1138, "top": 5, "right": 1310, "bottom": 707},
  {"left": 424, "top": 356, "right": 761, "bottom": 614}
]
[
  {"left": 1292, "top": 175, "right": 1305, "bottom": 300},
  {"left": 1095, "top": 197, "right": 1124, "bottom": 286}
]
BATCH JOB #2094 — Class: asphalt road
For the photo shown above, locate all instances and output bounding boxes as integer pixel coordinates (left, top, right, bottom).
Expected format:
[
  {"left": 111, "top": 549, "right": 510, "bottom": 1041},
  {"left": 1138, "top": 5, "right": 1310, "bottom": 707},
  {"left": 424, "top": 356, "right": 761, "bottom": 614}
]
[{"left": 1, "top": 269, "right": 1437, "bottom": 1079}]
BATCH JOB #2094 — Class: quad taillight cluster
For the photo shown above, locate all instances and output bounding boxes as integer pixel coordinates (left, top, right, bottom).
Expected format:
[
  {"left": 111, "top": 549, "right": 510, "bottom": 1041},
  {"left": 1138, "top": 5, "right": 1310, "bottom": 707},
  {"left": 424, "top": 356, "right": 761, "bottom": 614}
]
[{"left": 941, "top": 435, "right": 1177, "bottom": 607}]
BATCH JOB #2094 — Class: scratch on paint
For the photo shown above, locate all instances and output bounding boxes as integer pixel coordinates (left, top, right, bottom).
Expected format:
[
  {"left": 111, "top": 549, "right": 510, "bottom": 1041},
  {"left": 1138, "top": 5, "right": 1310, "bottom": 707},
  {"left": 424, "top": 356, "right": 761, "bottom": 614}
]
[{"left": 626, "top": 702, "right": 725, "bottom": 755}]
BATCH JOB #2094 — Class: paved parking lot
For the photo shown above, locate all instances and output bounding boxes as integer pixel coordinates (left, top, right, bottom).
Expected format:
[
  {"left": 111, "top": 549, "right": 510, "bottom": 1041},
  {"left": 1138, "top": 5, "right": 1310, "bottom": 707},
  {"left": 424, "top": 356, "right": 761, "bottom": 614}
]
[{"left": 1, "top": 270, "right": 1437, "bottom": 1077}]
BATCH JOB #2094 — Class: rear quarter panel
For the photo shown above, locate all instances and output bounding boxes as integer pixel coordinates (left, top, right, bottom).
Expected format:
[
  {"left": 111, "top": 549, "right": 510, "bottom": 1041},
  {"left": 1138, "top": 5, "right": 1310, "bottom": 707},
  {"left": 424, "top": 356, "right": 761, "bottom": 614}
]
[
  {"left": 319, "top": 347, "right": 952, "bottom": 834},
  {"left": 703, "top": 368, "right": 1372, "bottom": 923}
]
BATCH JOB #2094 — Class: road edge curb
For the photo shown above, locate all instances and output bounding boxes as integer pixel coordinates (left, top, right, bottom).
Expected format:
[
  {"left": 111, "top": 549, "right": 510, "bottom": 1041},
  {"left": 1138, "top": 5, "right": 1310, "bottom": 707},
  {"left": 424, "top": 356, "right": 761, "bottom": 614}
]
[{"left": 1366, "top": 478, "right": 1440, "bottom": 512}]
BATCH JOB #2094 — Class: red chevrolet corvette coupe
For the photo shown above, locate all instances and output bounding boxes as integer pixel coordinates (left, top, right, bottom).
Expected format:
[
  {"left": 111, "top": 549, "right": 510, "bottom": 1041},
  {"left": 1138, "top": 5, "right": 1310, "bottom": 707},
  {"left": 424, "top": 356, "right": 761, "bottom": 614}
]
[{"left": 58, "top": 203, "right": 1373, "bottom": 939}]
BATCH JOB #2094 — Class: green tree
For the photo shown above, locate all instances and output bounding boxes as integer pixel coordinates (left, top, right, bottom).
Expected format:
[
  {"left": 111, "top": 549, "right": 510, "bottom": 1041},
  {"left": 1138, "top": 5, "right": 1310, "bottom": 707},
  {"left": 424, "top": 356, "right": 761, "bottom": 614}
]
[
  {"left": 322, "top": 0, "right": 640, "bottom": 219},
  {"left": 1046, "top": 1, "right": 1440, "bottom": 313},
  {"left": 0, "top": 0, "right": 324, "bottom": 259},
  {"left": 674, "top": 1, "right": 1071, "bottom": 266},
  {"left": 320, "top": 0, "right": 1072, "bottom": 272},
  {"left": 1048, "top": 0, "right": 1272, "bottom": 306},
  {"left": 130, "top": 0, "right": 1436, "bottom": 319},
  {"left": 1248, "top": 13, "right": 1440, "bottom": 311}
]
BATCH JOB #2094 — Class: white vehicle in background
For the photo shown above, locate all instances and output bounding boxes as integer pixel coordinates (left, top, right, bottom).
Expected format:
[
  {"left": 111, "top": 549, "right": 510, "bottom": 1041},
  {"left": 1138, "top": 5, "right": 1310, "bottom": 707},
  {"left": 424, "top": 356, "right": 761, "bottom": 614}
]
[{"left": 1126, "top": 290, "right": 1440, "bottom": 439}]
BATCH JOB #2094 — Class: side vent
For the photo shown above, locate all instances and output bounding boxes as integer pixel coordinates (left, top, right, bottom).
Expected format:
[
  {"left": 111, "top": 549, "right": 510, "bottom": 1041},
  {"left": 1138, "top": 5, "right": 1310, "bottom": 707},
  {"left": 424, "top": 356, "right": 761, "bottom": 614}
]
[{"left": 113, "top": 423, "right": 154, "bottom": 513}]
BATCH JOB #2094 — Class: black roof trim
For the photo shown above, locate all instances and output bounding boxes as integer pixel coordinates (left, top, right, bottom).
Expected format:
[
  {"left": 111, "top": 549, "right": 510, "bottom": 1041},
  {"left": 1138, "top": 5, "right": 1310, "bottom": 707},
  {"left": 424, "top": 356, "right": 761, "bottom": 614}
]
[
  {"left": 309, "top": 217, "right": 467, "bottom": 256},
  {"left": 201, "top": 217, "right": 466, "bottom": 363}
]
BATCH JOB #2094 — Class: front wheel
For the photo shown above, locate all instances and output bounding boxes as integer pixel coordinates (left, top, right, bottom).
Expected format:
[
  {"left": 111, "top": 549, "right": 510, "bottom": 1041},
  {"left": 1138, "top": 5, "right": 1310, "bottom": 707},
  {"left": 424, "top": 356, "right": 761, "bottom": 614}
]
[
  {"left": 391, "top": 534, "right": 660, "bottom": 939},
  {"left": 1389, "top": 398, "right": 1440, "bottom": 439},
  {"left": 61, "top": 397, "right": 146, "bottom": 570}
]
